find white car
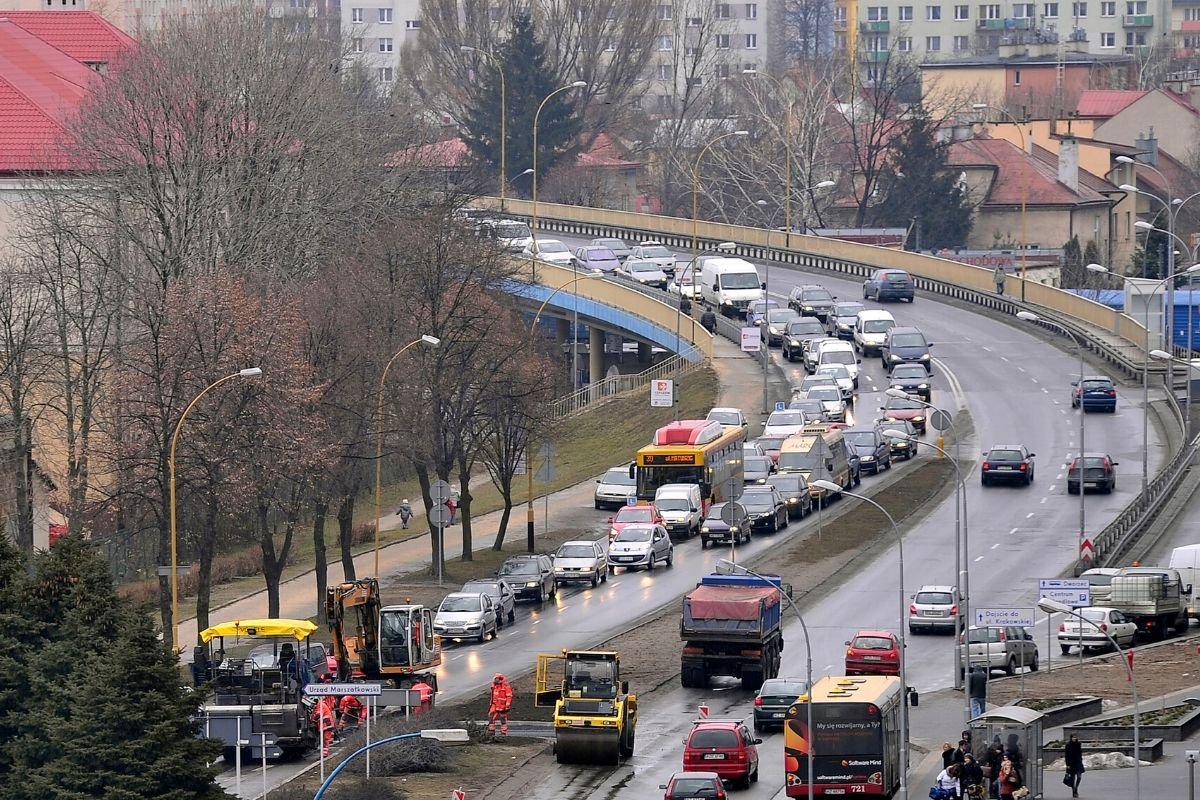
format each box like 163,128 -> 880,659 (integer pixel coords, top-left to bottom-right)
803,337 -> 840,372
433,592 -> 498,643
804,386 -> 846,422
815,340 -> 860,385
522,238 -> 579,266
607,523 -> 674,572
762,409 -> 809,438
554,540 -> 609,587
629,241 -> 677,275
1057,606 -> 1138,653
669,262 -> 699,298
816,364 -> 855,400
594,465 -> 637,510
616,258 -> 669,289
476,218 -> 533,252
707,407 -> 748,428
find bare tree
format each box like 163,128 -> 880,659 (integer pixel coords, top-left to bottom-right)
782,0 -> 836,63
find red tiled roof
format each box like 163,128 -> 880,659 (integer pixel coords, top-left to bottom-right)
947,137 -> 1109,206
0,11 -> 135,65
1075,90 -> 1146,118
392,132 -> 640,170
576,132 -> 638,168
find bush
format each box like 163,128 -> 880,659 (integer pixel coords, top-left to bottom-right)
273,777 -> 407,800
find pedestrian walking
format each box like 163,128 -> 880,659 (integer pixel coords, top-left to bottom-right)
397,499 -> 413,529
993,266 -> 1006,295
446,492 -> 458,526
960,753 -> 985,800
679,295 -> 692,316
1064,734 -> 1084,796
487,673 -> 513,736
968,665 -> 988,719
700,305 -> 717,333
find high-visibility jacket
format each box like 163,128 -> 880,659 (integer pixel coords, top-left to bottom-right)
489,679 -> 513,713
338,695 -> 366,726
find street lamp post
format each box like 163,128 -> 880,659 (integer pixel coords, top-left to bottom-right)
974,103 -> 1028,299
676,242 -> 736,420
716,558 -> 814,800
530,81 -> 587,258
169,366 -> 263,651
812,479 -> 910,800
460,46 -> 507,211
1039,598 -> 1140,800
691,130 -> 750,271
374,335 -> 441,579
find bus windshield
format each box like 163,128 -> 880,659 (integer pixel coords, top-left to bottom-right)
637,465 -> 704,499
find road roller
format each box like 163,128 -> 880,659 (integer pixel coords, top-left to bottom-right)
535,649 -> 637,765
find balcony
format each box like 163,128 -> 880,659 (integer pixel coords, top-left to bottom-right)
860,19 -> 891,31
1124,44 -> 1151,54
976,17 -> 1032,28
834,18 -> 848,29
1123,13 -> 1154,25
863,50 -> 891,61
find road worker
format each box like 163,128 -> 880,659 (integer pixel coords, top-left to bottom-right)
487,673 -> 513,736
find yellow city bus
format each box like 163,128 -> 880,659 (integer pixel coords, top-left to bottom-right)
784,676 -> 904,798
633,420 -> 746,506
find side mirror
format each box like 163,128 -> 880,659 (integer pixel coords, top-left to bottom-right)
712,284 -> 720,292
628,463 -> 636,480
1071,381 -> 1079,386
753,738 -> 764,745
659,786 -> 667,791
857,358 -> 862,364
1112,461 -> 1120,466
691,507 -> 699,513
1029,453 -> 1036,458
844,640 -> 851,646
621,680 -> 630,693
928,342 -> 935,348
761,282 -> 767,290
607,517 -> 614,523
595,479 -> 601,484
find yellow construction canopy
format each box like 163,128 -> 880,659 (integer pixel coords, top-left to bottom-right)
199,618 -> 319,643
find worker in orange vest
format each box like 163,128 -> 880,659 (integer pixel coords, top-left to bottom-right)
309,694 -> 337,757
487,673 -> 513,735
411,680 -> 435,714
338,694 -> 367,731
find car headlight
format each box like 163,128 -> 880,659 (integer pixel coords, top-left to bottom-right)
888,354 -> 901,361
721,299 -> 732,305
769,326 -> 781,335
802,305 -> 814,311
526,581 -> 539,588
730,526 -> 739,533
918,383 -> 928,389
786,497 -> 798,503
919,353 -> 931,360
861,455 -> 875,462
913,416 -> 925,422
638,277 -> 647,283
837,323 -> 851,330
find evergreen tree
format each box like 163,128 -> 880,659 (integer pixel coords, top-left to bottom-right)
461,13 -> 583,196
872,107 -> 973,251
0,536 -> 34,781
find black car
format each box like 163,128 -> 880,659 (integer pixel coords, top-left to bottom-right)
881,419 -> 919,460
787,397 -> 829,421
744,455 -> 775,484
889,363 -> 933,402
980,444 -> 1036,486
1067,452 -> 1118,494
753,678 -> 809,733
766,473 -> 813,519
881,326 -> 933,372
699,502 -> 749,548
781,318 -> 826,362
844,428 -> 892,474
497,554 -> 557,602
788,284 -> 836,321
863,268 -> 916,302
740,486 -> 789,533
827,301 -> 865,339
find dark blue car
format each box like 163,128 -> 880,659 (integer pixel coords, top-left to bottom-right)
1072,375 -> 1117,412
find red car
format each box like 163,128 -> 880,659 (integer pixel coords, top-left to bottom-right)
661,771 -> 727,800
682,719 -> 761,788
607,503 -> 662,540
845,629 -> 902,676
879,396 -> 927,434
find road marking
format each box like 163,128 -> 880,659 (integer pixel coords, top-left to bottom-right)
1000,356 -> 1009,362
1040,497 -> 1048,504
1017,366 -> 1025,373
1042,387 -> 1049,393
974,556 -> 985,562
1009,527 -> 1019,534
1026,512 -> 1034,518
1056,473 -> 1063,479
1031,377 -> 1038,384
991,543 -> 1000,550
1049,485 -> 1057,491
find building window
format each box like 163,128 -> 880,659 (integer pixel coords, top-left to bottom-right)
745,3 -> 758,18
1013,3 -> 1034,17
1187,7 -> 1200,19
899,5 -> 914,20
1072,1 -> 1087,15
378,66 -> 394,82
604,38 -> 616,51
954,34 -> 969,49
686,76 -> 704,87
657,4 -> 672,19
716,63 -> 731,78
927,5 -> 942,19
955,4 -> 970,18
686,16 -> 702,26
657,64 -> 671,79
868,6 -> 889,19
352,37 -> 363,52
745,33 -> 758,47
926,34 -> 941,49
685,46 -> 699,58
898,35 -> 913,50
744,61 -> 758,71
405,19 -> 420,28
868,33 -> 889,50
980,3 -> 1001,17
835,32 -> 848,49
379,37 -> 393,52
834,5 -> 848,21
1100,1 -> 1115,15
351,6 -> 363,22
1125,0 -> 1145,12
378,7 -> 391,22
717,3 -> 731,17
1100,30 -> 1115,45
717,34 -> 731,48
657,35 -> 673,50
1013,68 -> 1021,84
1126,30 -> 1146,44
1044,2 -> 1058,15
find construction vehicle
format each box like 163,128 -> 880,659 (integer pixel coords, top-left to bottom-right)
535,649 -> 637,765
194,618 -> 321,762
326,578 -> 441,692
681,573 -> 786,690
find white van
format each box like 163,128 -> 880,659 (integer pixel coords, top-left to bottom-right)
699,257 -> 763,317
1169,544 -> 1200,620
653,484 -> 704,539
854,309 -> 896,356
815,339 -> 860,385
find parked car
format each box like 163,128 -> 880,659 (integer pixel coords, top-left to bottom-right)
573,245 -> 621,273
740,485 -> 789,534
594,465 -> 637,509
660,772 -> 727,800
1071,375 -> 1118,412
1067,452 -> 1118,494
498,554 -> 557,603
980,444 -> 1036,486
744,455 -> 775,484
590,236 -> 631,262
707,407 -> 748,428
827,301 -> 866,339
879,396 -> 928,434
1057,606 -> 1138,653
753,678 -> 809,733
908,584 -> 962,634
844,428 -> 891,474
460,579 -> 517,627
889,363 -> 933,402
682,720 -> 761,788
433,592 -> 498,643
788,284 -> 836,320
608,503 -> 664,540
960,625 -> 1039,676
844,629 -> 901,676
766,472 -> 813,519
699,502 -> 749,548
863,268 -> 916,302
553,540 -> 609,587
615,257 -> 669,288
782,317 -> 828,362
607,523 -> 674,572
629,241 -> 677,276
761,308 -> 802,346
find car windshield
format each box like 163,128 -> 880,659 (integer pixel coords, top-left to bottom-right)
656,498 -> 691,512
613,526 -> 654,542
887,398 -> 923,410
496,222 -> 530,238
670,778 -> 721,795
690,728 -> 740,748
640,245 -> 671,258
537,240 -> 569,254
821,350 -> 855,365
864,319 -> 893,333
557,545 -> 596,559
916,591 -> 954,604
779,450 -> 820,471
818,366 -> 850,379
756,436 -> 786,451
988,449 -> 1024,460
803,289 -> 833,302
462,581 -> 501,595
835,303 -> 864,317
705,504 -> 728,521
890,333 -> 926,347
767,411 -> 806,427
892,366 -> 926,379
745,456 -> 772,473
721,272 -> 761,290
741,493 -> 774,511
500,560 -> 538,576
602,468 -> 636,486
597,239 -> 625,250
616,506 -> 655,522
707,410 -> 742,425
586,247 -> 616,260
1085,573 -> 1115,586
768,476 -> 804,492
767,309 -> 799,323
440,595 -> 482,612
631,261 -> 662,273
845,431 -> 877,447
852,636 -> 894,650
808,387 -> 840,401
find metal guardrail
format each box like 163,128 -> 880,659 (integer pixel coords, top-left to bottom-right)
550,348 -> 704,419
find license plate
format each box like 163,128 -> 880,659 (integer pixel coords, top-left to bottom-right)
826,790 -> 846,795
863,655 -> 882,661
1085,482 -> 1097,488
703,753 -> 725,760
928,611 -> 946,616
773,712 -> 785,718
998,466 -> 1013,470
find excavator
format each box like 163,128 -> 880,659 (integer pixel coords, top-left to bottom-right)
325,578 -> 441,693
535,649 -> 637,765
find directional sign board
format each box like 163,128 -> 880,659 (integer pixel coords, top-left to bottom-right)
740,327 -> 761,352
974,607 -> 1036,628
306,682 -> 383,696
775,401 -> 786,412
1039,578 -> 1091,608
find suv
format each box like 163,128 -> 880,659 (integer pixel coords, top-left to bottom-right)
960,625 -> 1039,676
881,326 -> 933,371
788,284 -> 836,320
844,428 -> 891,474
553,540 -> 609,587
682,720 -> 761,788
498,554 -> 557,603
782,318 -> 827,362
908,584 -> 963,634
980,445 -> 1036,486
1067,452 -> 1118,494
863,268 -> 916,302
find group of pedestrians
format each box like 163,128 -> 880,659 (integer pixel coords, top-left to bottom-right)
933,728 -> 1062,800
307,692 -> 368,759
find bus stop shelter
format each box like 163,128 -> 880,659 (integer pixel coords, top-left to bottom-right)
970,706 -> 1045,798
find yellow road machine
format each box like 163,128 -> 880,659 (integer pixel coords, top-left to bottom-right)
535,649 -> 637,765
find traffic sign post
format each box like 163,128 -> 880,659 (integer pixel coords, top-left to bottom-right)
974,607 -> 1036,628
1079,537 -> 1095,564
775,400 -> 786,412
651,379 -> 674,408
306,682 -> 383,696
1038,579 -> 1090,608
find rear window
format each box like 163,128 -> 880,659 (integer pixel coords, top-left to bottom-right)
1079,608 -> 1108,622
689,728 -> 740,748
987,450 -> 1024,461
761,680 -> 808,696
967,628 -> 999,643
745,456 -> 772,472
916,592 -> 954,604
852,636 -> 894,650
1082,379 -> 1113,390
885,271 -> 912,283
670,778 -> 720,795
768,476 -> 804,492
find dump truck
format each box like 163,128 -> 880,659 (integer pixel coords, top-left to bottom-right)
326,578 -> 441,692
535,650 -> 637,765
1109,566 -> 1191,639
681,573 -> 786,690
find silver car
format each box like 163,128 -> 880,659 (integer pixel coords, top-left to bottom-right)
908,584 -> 963,633
959,625 -> 1039,676
590,237 -> 631,262
629,241 -> 676,275
554,540 -> 609,587
607,523 -> 674,572
433,592 -> 498,643
805,386 -> 846,422
461,579 -> 517,628
594,465 -> 637,510
617,258 -> 669,289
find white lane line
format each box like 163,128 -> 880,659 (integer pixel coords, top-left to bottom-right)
1026,512 -> 1034,518
1056,473 -> 1063,479
1009,527 -> 1019,534
1040,497 -> 1048,504
974,556 -> 985,562
1031,378 -> 1039,384
1017,366 -> 1026,373
1000,356 -> 1010,362
991,543 -> 1000,550
1049,485 -> 1057,492
1042,387 -> 1049,393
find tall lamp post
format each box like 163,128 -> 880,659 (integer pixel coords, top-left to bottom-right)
530,81 -> 588,257
716,558 -> 814,800
1039,598 -> 1140,800
691,130 -> 750,269
374,335 -> 441,578
169,366 -> 263,651
974,103 -> 1028,299
676,242 -> 736,419
812,480 -> 910,800
460,46 -> 507,211
526,271 -> 603,550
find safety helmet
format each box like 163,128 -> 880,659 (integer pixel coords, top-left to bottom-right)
403,499 -> 410,504
493,673 -> 504,683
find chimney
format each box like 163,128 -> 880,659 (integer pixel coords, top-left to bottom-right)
1058,135 -> 1079,193
1134,128 -> 1159,167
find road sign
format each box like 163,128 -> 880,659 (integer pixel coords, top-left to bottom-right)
306,682 -> 382,696
1039,578 -> 1091,608
740,327 -> 761,352
535,458 -> 556,483
929,409 -> 954,432
1080,538 -> 1095,563
379,688 -> 426,708
157,565 -> 192,577
974,607 -> 1036,628
720,502 -> 747,528
775,401 -> 786,412
430,479 -> 453,504
513,453 -> 528,476
540,442 -> 554,459
452,789 -> 466,800
651,379 -> 674,408
698,704 -> 709,719
626,495 -> 637,506
428,504 -> 451,528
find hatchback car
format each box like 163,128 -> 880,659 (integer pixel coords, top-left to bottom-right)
908,584 -> 962,634
766,472 -> 812,519
1072,375 -> 1117,412
827,301 -> 866,339
573,245 -> 621,273
787,397 -> 828,421
699,502 -> 749,547
762,409 -> 810,438
608,523 -> 674,572
590,236 -> 631,262
744,455 -> 775,484
782,317 -> 828,362
521,238 -> 578,266
660,771 -> 727,800
762,308 -> 802,346
797,374 -> 838,395
607,503 -> 664,539
740,486 -> 788,534
960,625 -> 1039,675
707,407 -> 748,428
844,630 -> 901,675
816,364 -> 855,400
753,678 -> 809,733
460,579 -> 516,627
1067,453 -> 1118,494
805,386 -> 846,422
746,298 -> 782,327
844,428 -> 891,474
594,465 -> 637,509
553,540 -> 609,587
498,554 -> 557,602
880,419 -> 918,460
682,720 -> 761,788
880,396 -> 927,433
863,268 -> 916,302
753,435 -> 787,464
1057,606 -> 1137,653
980,445 -> 1036,486
629,241 -> 677,276
881,326 -> 933,371
433,592 -> 498,643
788,285 -> 836,320
616,258 -> 669,288
889,363 -> 933,402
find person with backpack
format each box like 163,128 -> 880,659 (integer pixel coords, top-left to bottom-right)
397,499 -> 413,530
